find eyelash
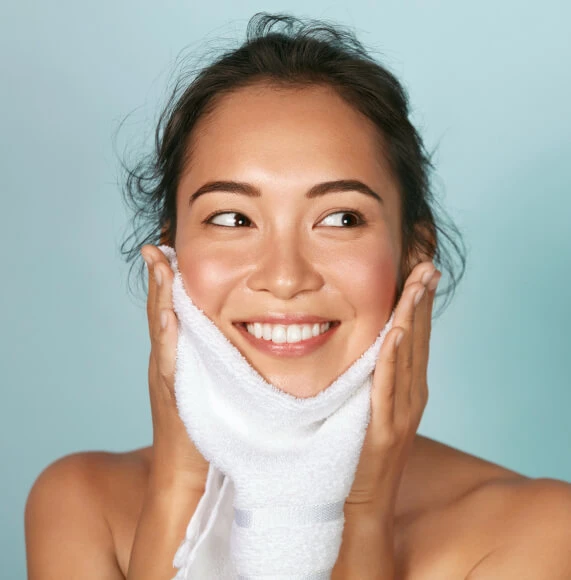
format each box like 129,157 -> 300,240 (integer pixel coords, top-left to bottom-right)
202,210 -> 367,228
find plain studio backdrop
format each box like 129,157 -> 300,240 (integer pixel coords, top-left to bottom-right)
1,1 -> 570,577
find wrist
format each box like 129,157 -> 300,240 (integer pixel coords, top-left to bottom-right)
332,506 -> 395,580
148,460 -> 208,497
149,445 -> 209,494
343,497 -> 395,520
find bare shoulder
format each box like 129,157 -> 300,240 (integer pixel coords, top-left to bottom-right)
463,476 -> 571,578
396,434 -> 527,520
25,447 -> 152,579
395,435 -> 571,579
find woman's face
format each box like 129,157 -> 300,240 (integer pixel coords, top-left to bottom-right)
174,83 -> 403,397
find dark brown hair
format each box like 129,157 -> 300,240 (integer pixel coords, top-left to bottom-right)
118,12 -> 466,317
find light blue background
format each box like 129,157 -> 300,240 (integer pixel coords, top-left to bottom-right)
2,1 -> 570,577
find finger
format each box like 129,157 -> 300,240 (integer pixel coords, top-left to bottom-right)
391,261 -> 434,419
141,245 -> 157,338
146,246 -> 173,344
371,327 -> 405,441
393,282 -> 424,422
408,283 -> 427,409
152,255 -> 177,386
155,309 -> 178,392
426,270 -> 441,319
411,269 -> 441,409
392,261 -> 435,332
153,256 -> 174,320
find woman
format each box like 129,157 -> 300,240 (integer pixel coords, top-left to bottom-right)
25,12 -> 571,579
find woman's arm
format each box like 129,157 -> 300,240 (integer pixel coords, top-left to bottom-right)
25,453 -> 124,580
124,247 -> 210,579
331,262 -> 440,579
331,504 -> 395,580
126,476 -> 204,580
26,247 -> 210,579
25,453 -> 205,580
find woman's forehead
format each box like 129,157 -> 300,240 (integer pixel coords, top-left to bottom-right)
194,83 -> 375,143
183,83 -> 395,189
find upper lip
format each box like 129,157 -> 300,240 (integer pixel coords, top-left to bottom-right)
235,314 -> 339,325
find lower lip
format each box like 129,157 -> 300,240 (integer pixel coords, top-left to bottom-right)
233,322 -> 340,357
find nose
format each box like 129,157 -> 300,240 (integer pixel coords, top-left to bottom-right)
246,231 -> 324,300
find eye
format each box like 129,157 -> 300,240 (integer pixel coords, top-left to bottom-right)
318,211 -> 365,228
204,210 -> 366,228
205,212 -> 252,227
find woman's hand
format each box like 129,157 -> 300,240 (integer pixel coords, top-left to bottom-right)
345,261 -> 441,516
125,246 -> 210,579
140,244 -> 210,493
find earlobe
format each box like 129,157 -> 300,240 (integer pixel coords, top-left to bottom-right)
159,221 -> 171,246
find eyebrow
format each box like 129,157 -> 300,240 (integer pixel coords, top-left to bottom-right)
187,179 -> 384,206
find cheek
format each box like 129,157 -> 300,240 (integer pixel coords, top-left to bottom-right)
344,249 -> 397,321
175,242 -> 246,316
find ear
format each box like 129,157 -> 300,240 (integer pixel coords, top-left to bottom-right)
159,220 -> 171,246
409,221 -> 437,267
398,221 -> 437,289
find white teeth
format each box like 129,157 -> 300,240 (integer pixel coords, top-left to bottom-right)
244,321 -> 333,344
286,325 -> 302,343
271,325 -> 287,343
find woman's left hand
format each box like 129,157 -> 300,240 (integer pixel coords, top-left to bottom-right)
345,261 -> 442,516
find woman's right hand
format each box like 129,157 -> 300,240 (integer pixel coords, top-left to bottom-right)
140,244 -> 210,493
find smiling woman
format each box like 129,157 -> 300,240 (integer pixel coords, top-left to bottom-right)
24,11 -> 571,580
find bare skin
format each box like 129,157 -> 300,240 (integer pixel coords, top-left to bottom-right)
37,436 -> 562,579
25,83 -> 571,578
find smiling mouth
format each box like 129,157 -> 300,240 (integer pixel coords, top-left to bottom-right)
234,320 -> 341,345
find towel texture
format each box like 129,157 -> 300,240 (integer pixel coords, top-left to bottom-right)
158,245 -> 395,579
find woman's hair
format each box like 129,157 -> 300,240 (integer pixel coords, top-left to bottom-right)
118,12 -> 466,317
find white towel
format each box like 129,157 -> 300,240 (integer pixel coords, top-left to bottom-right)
158,245 -> 396,579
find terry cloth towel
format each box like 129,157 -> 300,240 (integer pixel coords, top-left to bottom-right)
158,245 -> 396,579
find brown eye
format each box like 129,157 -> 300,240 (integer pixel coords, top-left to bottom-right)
318,211 -> 365,227
206,212 -> 252,227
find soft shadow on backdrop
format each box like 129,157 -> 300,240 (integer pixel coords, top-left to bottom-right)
2,2 -> 570,578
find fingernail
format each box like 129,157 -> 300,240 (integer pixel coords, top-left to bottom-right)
142,251 -> 152,269
421,267 -> 435,286
428,272 -> 441,292
414,287 -> 426,306
154,266 -> 162,286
